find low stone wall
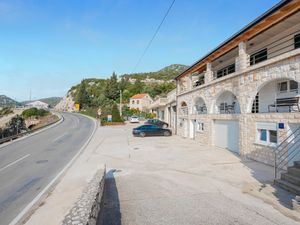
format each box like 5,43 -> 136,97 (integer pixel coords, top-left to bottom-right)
62,168 -> 106,225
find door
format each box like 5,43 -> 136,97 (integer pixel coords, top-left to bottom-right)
214,120 -> 239,153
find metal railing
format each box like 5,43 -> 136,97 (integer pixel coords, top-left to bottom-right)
247,29 -> 300,66
0,117 -> 61,145
193,105 -> 207,114
274,125 -> 300,179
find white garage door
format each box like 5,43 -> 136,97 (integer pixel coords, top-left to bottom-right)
214,120 -> 239,154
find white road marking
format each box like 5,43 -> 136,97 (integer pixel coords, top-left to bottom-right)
52,133 -> 68,143
0,154 -> 30,173
8,114 -> 98,225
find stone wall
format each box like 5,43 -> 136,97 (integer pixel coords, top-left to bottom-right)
176,51 -> 300,166
62,168 -> 106,225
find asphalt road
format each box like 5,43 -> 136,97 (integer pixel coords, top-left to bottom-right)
0,112 -> 95,225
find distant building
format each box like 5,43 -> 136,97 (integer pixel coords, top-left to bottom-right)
129,93 -> 153,112
26,100 -> 49,109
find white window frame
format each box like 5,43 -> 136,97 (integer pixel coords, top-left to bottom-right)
256,122 -> 278,147
277,80 -> 299,94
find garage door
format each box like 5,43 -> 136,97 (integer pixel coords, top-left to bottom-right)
214,120 -> 239,154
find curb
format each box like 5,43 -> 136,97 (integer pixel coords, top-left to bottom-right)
0,112 -> 64,150
8,113 -> 98,225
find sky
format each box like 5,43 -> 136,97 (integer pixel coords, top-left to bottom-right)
0,0 -> 281,101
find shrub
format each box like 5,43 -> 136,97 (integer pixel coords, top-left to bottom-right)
22,107 -> 49,119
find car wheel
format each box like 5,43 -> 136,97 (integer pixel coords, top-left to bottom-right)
164,131 -> 171,136
140,132 -> 146,137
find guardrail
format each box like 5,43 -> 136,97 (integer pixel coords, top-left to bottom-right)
0,116 -> 61,145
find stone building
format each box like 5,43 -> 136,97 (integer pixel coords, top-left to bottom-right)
175,0 -> 300,169
129,93 -> 153,112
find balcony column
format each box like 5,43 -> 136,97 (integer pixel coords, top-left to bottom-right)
188,74 -> 193,90
205,63 -> 213,83
236,41 -> 249,71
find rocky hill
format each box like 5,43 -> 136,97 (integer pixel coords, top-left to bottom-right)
23,97 -> 62,108
0,95 -> 21,107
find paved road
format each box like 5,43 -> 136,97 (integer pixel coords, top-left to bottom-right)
0,113 -> 95,225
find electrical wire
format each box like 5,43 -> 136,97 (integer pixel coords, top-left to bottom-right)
132,0 -> 176,73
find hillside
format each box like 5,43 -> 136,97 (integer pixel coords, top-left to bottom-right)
22,97 -> 62,107
0,95 -> 21,107
121,64 -> 188,81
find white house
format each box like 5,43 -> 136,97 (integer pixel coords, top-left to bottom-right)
129,93 -> 153,112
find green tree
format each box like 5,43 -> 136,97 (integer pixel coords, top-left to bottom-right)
104,72 -> 119,100
76,80 -> 90,109
111,104 -> 123,122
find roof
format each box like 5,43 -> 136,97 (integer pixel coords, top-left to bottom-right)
175,0 -> 298,80
130,93 -> 149,99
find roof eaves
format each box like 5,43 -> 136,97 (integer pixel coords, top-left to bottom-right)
175,0 -> 292,80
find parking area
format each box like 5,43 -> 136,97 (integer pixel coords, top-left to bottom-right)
95,123 -> 300,225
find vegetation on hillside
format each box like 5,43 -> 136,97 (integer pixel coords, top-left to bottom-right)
22,108 -> 50,119
121,64 -> 188,81
0,107 -> 13,117
70,64 -> 187,121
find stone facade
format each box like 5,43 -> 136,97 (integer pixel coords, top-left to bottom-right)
177,50 -> 300,166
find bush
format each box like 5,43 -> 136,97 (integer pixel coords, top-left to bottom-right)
22,107 -> 49,119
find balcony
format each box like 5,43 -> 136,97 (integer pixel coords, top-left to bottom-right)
247,11 -> 300,67
179,101 -> 188,116
251,79 -> 300,113
215,91 -> 240,114
191,72 -> 205,88
193,97 -> 207,114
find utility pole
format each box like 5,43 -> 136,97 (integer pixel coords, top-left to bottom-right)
120,90 -> 122,116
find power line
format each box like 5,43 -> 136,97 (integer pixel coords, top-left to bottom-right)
132,0 -> 176,73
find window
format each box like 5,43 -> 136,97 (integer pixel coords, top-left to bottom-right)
216,64 -> 235,78
277,80 -> 298,93
269,130 -> 277,144
137,100 -> 139,104
278,81 -> 288,93
290,80 -> 298,92
132,100 -> 135,104
258,129 -> 267,141
250,48 -> 267,65
256,122 -> 277,146
196,121 -> 204,132
295,34 -> 300,49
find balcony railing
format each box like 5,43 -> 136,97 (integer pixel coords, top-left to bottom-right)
247,29 -> 300,66
193,105 -> 207,114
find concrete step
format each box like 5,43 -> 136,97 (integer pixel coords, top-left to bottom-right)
294,161 -> 300,169
275,179 -> 300,195
281,173 -> 300,186
287,167 -> 300,178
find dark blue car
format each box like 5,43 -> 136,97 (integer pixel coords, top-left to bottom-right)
132,125 -> 172,137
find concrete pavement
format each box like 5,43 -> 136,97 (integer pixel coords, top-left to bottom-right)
0,112 -> 95,225
24,123 -> 300,225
